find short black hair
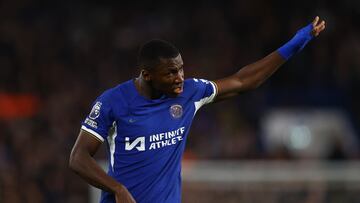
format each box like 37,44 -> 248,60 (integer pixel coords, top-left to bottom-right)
137,39 -> 179,70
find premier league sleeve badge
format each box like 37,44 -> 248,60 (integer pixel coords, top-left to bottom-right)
89,101 -> 102,119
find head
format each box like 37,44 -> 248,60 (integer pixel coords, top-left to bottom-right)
137,39 -> 184,97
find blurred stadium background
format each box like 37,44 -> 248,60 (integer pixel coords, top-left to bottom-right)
1,0 -> 360,202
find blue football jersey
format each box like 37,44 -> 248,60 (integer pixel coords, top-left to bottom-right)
81,78 -> 217,203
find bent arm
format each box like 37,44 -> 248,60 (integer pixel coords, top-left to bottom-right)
69,130 -> 123,193
214,16 -> 325,102
69,130 -> 137,203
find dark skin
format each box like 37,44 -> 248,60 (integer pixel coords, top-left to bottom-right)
69,17 -> 325,203
136,54 -> 185,99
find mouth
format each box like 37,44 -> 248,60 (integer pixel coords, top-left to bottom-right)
173,84 -> 183,94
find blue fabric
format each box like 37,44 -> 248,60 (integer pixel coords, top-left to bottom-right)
277,23 -> 314,60
82,78 -> 217,203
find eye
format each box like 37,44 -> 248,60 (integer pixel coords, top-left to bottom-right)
166,69 -> 177,75
164,67 -> 183,77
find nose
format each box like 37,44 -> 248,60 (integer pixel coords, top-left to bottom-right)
174,71 -> 184,83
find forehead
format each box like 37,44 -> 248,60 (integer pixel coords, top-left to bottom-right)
156,54 -> 183,70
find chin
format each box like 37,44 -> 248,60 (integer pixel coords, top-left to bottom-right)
165,87 -> 183,97
168,93 -> 179,98
167,91 -> 181,97
174,89 -> 183,95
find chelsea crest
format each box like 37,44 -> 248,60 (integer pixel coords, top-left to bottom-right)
169,104 -> 183,119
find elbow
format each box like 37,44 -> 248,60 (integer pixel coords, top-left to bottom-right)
248,74 -> 267,90
237,75 -> 264,92
243,70 -> 269,91
243,80 -> 263,91
246,84 -> 260,91
69,150 -> 81,173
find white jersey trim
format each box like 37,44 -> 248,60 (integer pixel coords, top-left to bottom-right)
194,81 -> 218,116
81,125 -> 105,142
210,81 -> 218,99
107,121 -> 117,172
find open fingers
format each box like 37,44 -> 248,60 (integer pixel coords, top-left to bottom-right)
316,21 -> 325,31
319,21 -> 325,30
312,16 -> 319,27
310,15 -> 326,37
312,19 -> 326,36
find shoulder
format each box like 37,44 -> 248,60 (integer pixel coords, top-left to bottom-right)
182,78 -> 198,96
97,79 -> 135,107
184,78 -> 215,92
184,78 -> 207,89
183,78 -> 217,102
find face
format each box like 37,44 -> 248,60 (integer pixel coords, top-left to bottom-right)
145,54 -> 184,97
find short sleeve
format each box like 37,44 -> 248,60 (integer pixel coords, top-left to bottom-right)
81,93 -> 114,142
192,78 -> 218,114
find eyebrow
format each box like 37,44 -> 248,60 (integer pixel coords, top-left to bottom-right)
169,66 -> 183,70
161,66 -> 180,74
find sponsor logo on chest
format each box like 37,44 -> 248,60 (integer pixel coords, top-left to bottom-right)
125,127 -> 185,151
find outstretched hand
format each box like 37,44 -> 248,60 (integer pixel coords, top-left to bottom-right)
311,16 -> 326,37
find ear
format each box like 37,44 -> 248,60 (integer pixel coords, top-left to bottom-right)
141,69 -> 151,82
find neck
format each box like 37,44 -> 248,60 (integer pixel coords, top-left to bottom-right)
134,77 -> 164,99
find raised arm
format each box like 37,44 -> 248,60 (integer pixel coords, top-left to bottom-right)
69,130 -> 136,203
214,16 -> 326,101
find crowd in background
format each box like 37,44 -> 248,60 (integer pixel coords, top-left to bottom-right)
1,0 -> 360,202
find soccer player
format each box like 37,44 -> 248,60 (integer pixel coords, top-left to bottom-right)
69,17 -> 325,203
